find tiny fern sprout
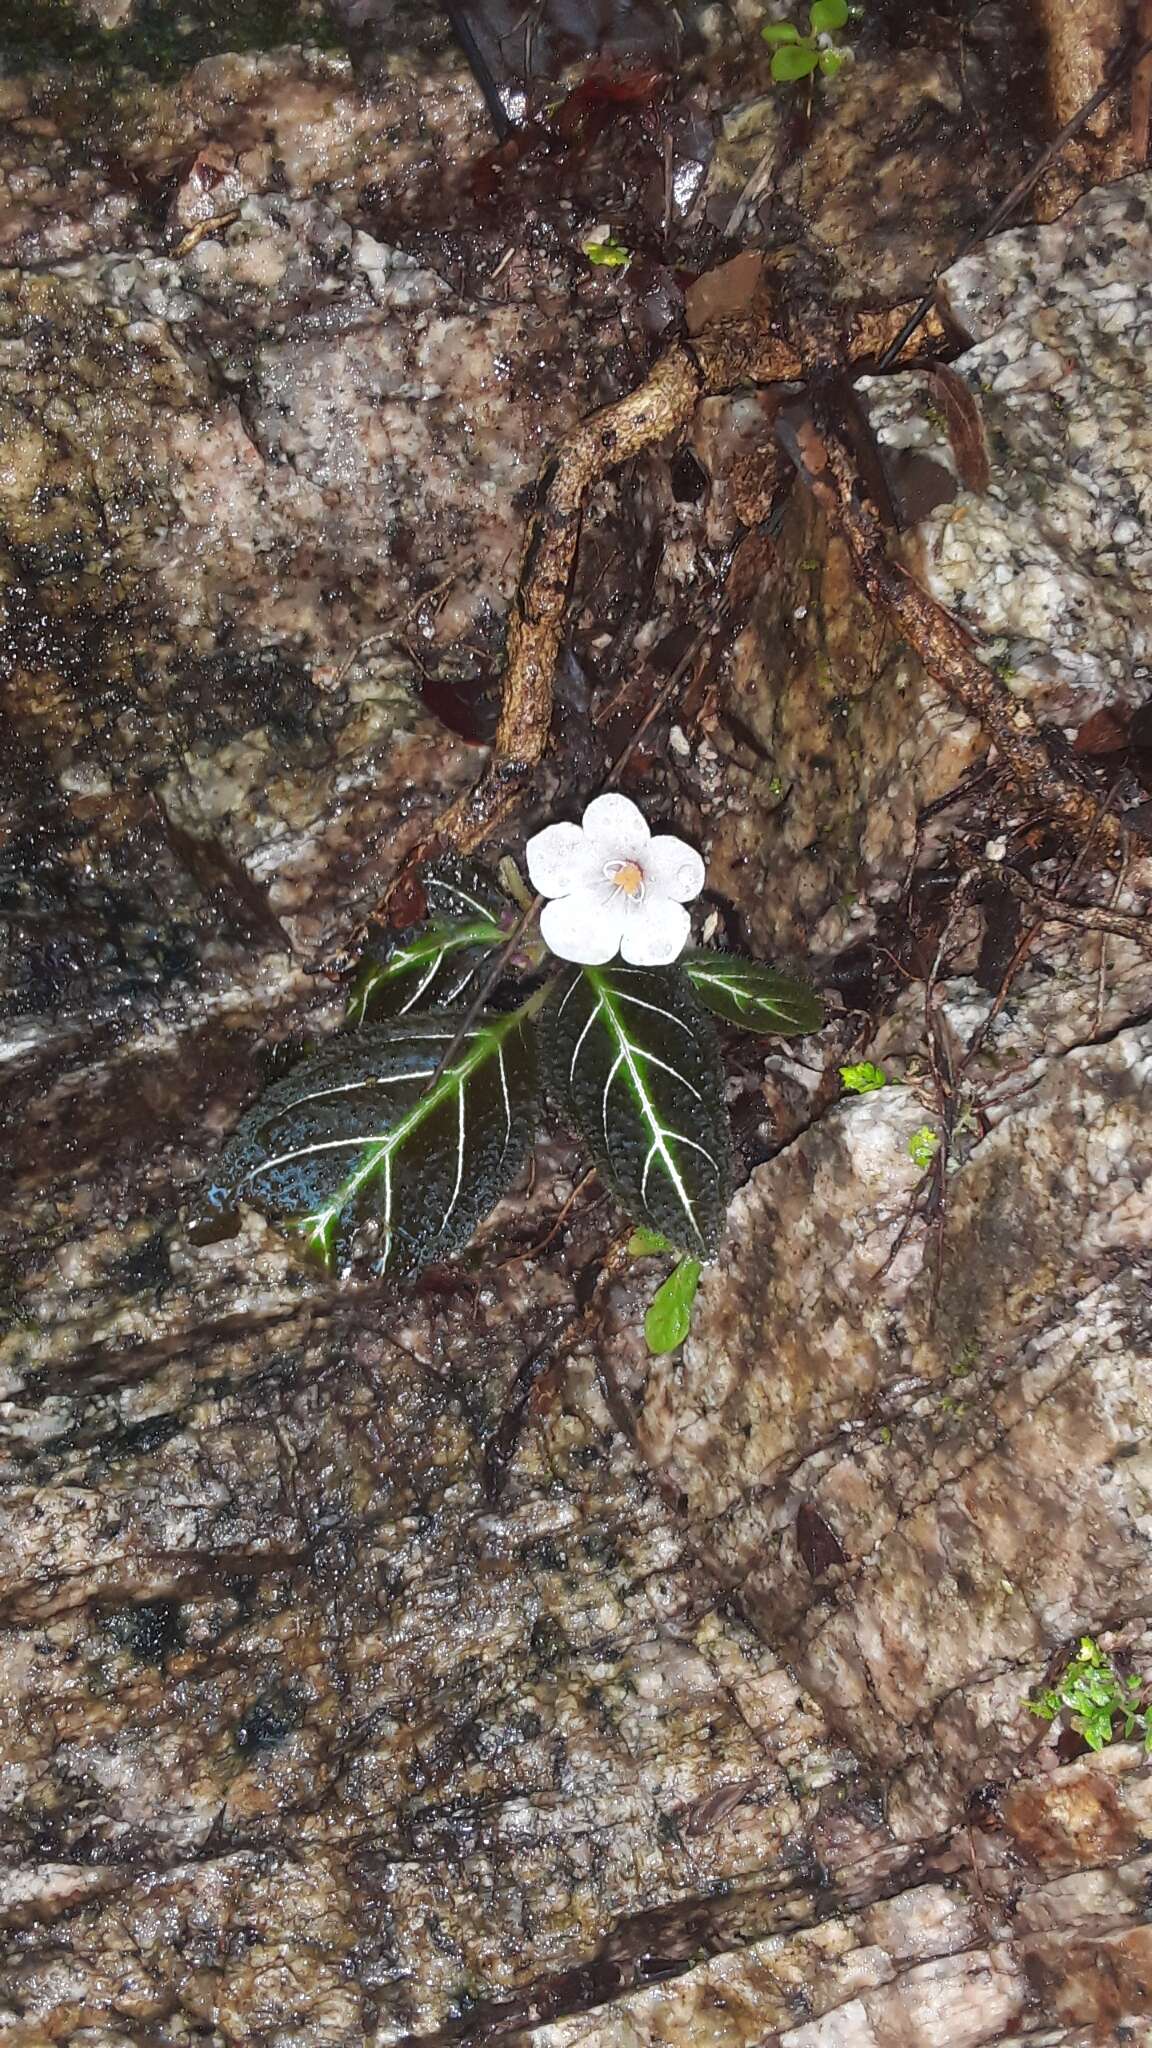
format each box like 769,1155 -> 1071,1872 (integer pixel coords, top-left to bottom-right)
1028,1637 -> 1152,1754
197,817 -> 824,1352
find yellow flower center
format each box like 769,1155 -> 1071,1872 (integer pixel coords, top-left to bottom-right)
609,859 -> 646,899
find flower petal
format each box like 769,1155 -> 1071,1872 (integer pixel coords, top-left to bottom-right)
644,834 -> 706,903
620,898 -> 691,966
540,888 -> 626,965
525,821 -> 600,900
580,792 -> 650,862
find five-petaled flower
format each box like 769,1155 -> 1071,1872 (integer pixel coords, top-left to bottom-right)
526,793 -> 705,966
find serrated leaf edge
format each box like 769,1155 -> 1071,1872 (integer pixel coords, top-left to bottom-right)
232,1010 -> 530,1271
559,970 -> 722,1252
347,919 -> 503,1026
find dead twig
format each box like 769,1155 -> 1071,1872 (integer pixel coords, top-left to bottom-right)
875,29 -> 1152,371
329,288 -> 948,969
969,862 -> 1152,949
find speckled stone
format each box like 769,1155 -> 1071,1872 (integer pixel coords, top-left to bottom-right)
3,16 -> 1152,2048
861,173 -> 1152,729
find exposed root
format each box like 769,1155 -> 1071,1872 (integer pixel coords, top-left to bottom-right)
333,288 -> 949,966
777,404 -> 1130,863
970,861 -> 1152,948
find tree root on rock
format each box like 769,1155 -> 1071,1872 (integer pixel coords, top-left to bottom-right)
328,281 -> 950,970
775,402 -> 1133,866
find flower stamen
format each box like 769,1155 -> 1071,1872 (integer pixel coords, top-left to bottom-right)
605,858 -> 646,901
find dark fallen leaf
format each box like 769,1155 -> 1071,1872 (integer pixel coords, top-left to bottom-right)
796,1501 -> 846,1577
890,451 -> 959,525
1055,1723 -> 1091,1765
922,364 -> 991,495
684,251 -> 764,336
975,877 -> 1023,992
1073,706 -> 1130,756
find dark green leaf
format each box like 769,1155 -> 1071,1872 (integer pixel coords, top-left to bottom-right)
544,965 -> 731,1255
347,919 -> 504,1026
645,1257 -> 702,1354
349,859 -> 509,1026
772,40 -> 819,77
682,952 -> 823,1035
206,1008 -> 539,1279
421,857 -> 510,926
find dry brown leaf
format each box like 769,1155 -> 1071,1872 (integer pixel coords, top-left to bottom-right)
923,363 -> 991,495
684,251 -> 765,337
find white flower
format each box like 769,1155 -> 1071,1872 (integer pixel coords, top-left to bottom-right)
526,793 -> 705,966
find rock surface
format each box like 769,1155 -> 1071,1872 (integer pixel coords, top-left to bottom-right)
2,7 -> 1151,2045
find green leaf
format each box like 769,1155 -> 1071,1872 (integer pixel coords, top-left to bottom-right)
544,965 -> 731,1255
771,40 -> 819,78
629,1227 -> 672,1257
682,951 -> 823,1036
206,1008 -> 539,1279
840,1061 -> 887,1094
348,920 -> 504,1026
645,1257 -> 703,1355
908,1126 -> 940,1170
583,236 -> 631,267
809,0 -> 848,29
761,18 -> 802,40
348,859 -> 508,1025
817,46 -> 848,72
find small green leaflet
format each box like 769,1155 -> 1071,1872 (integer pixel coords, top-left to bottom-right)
348,860 -> 507,1026
645,1257 -> 702,1355
682,952 -> 823,1036
545,965 -> 731,1255
206,1008 -> 538,1279
628,1227 -> 672,1257
770,39 -> 819,78
840,1060 -> 886,1094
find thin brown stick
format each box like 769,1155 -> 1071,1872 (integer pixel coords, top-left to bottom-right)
875,30 -> 1152,372
496,1168 -> 600,1267
970,862 -> 1152,948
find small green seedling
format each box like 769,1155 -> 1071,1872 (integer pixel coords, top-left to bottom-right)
645,1257 -> 703,1355
629,1228 -> 672,1257
840,1061 -> 887,1094
628,1230 -> 704,1355
583,234 -> 631,268
908,1126 -> 940,1170
1028,1637 -> 1151,1754
762,0 -> 856,84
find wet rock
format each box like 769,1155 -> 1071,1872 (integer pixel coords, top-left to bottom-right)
863,174 -> 1152,730
706,172 -> 1152,960
2,10 -> 1151,2047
